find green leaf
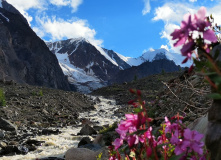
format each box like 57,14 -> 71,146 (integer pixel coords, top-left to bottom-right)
193,59 -> 206,71
133,108 -> 142,113
168,154 -> 184,160
210,75 -> 221,84
202,72 -> 217,76
207,93 -> 221,99
128,129 -> 147,136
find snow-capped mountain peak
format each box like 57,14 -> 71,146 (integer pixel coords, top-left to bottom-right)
122,48 -> 191,67
69,37 -> 89,44
142,48 -> 168,61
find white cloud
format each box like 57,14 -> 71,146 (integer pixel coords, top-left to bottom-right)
6,0 -> 46,24
49,0 -> 83,12
142,0 -> 151,15
6,0 -> 45,10
50,0 -> 70,6
33,27 -> 45,38
6,0 -> 83,25
153,3 -> 196,23
189,0 -> 197,2
35,16 -> 103,46
70,0 -> 83,12
160,45 -> 169,51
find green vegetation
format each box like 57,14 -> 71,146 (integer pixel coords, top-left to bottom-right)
0,88 -> 6,106
99,122 -> 118,134
39,89 -> 43,96
96,153 -> 102,160
32,89 -> 43,96
161,68 -> 165,75
133,75 -> 138,81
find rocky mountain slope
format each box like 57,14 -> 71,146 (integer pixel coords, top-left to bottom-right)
47,38 -> 186,93
0,0 -> 70,90
110,59 -> 182,84
46,38 -> 123,93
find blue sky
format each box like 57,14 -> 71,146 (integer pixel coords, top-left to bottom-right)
6,0 -> 221,57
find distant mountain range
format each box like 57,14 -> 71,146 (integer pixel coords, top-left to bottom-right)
46,38 -> 188,93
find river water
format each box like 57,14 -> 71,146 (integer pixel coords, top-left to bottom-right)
1,96 -> 122,160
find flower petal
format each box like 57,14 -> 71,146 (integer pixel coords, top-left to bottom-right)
203,29 -> 217,42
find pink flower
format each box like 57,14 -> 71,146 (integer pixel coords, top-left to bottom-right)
174,139 -> 187,155
109,156 -> 118,160
195,7 -> 210,31
180,41 -> 195,57
146,146 -> 152,157
164,117 -> 180,134
127,135 -> 139,147
113,138 -> 123,150
116,113 -> 139,139
183,129 -> 204,155
203,29 -> 217,42
171,6 -> 217,64
171,14 -> 195,47
144,126 -> 153,139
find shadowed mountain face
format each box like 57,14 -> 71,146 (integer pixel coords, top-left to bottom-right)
109,59 -> 182,84
0,1 -> 71,90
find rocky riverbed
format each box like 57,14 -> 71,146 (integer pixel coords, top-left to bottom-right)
0,91 -> 125,159
0,81 -> 94,158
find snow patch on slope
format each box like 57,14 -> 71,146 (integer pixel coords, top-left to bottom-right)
0,12 -> 9,22
55,52 -> 106,93
95,46 -> 119,66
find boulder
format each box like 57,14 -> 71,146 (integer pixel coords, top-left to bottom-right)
78,137 -> 92,147
65,147 -> 97,160
0,118 -> 17,133
41,129 -> 61,135
65,147 -> 108,160
79,124 -> 97,135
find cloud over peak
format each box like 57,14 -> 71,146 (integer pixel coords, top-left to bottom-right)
34,16 -> 103,46
49,0 -> 83,12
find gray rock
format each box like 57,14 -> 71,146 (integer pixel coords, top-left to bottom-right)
78,143 -> 102,151
0,118 -> 17,133
0,130 -> 5,139
78,137 -> 92,147
79,124 -> 97,135
0,141 -> 7,148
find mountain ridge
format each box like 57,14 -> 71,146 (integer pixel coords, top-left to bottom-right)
46,38 -> 184,93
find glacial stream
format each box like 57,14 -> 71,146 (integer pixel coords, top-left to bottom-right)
1,96 -> 122,160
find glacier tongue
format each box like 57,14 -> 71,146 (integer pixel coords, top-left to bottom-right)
56,52 -> 106,93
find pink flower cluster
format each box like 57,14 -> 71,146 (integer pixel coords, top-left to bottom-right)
171,7 -> 217,64
111,112 -> 207,159
164,117 -> 204,157
113,113 -> 150,150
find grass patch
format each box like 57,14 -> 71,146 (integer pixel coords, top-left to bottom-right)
0,88 -> 6,106
99,122 -> 118,134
